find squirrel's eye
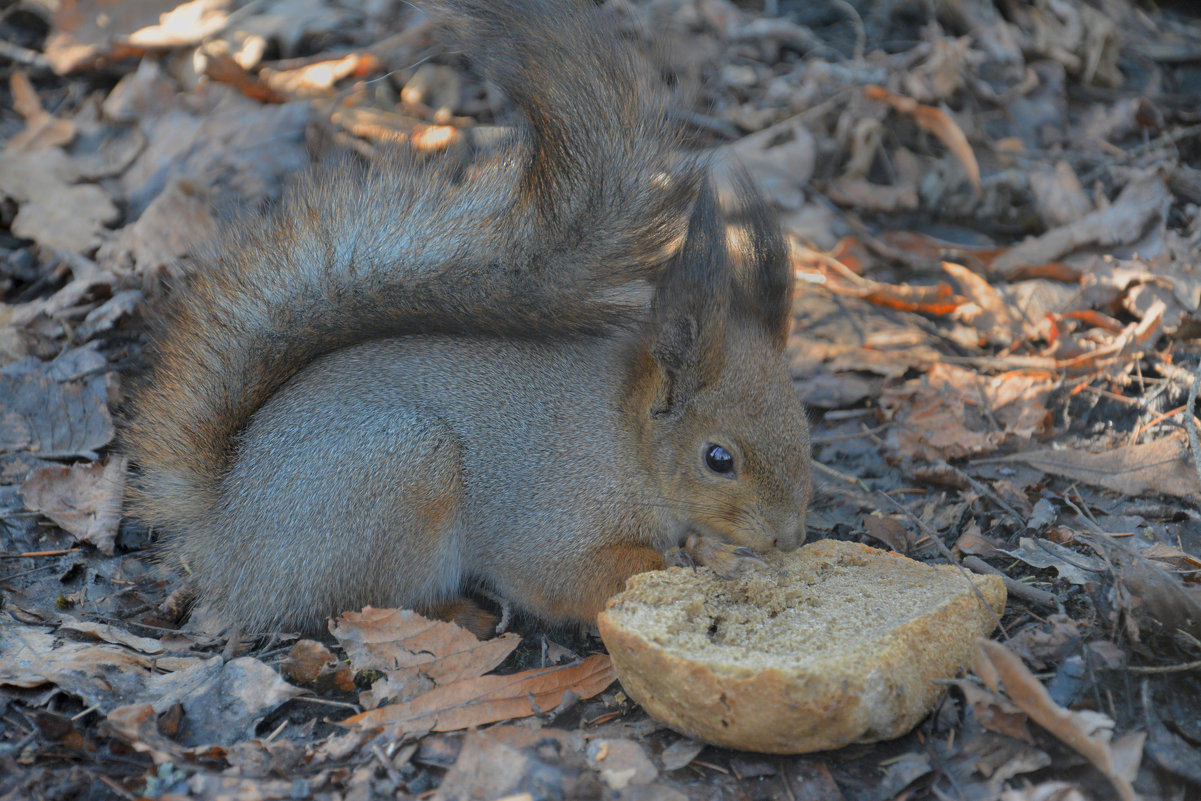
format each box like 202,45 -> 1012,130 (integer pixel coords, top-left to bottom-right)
705,443 -> 735,475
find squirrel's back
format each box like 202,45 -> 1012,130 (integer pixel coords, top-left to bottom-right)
125,0 -> 699,536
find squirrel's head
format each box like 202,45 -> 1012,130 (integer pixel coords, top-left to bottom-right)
630,179 -> 811,553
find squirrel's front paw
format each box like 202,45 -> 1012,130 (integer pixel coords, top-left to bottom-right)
676,534 -> 766,580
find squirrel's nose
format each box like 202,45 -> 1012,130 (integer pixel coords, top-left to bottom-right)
772,515 -> 806,552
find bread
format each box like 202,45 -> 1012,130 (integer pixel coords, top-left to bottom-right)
596,539 -> 1005,753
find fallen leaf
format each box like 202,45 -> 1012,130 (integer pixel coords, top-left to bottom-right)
1001,538 -> 1106,586
7,71 -> 76,151
59,620 -> 165,655
942,261 -> 1023,346
0,622 -> 207,713
21,457 -> 127,555
717,116 -> 815,211
118,656 -> 307,747
951,678 -> 1033,741
0,351 -> 114,458
864,85 -> 981,191
974,640 -> 1143,801
824,176 -> 919,213
998,433 -> 1201,505
880,364 -> 1055,460
659,737 -> 706,771
992,169 -> 1169,274
331,607 -> 520,707
43,0 -> 232,74
587,738 -> 658,790
261,53 -> 380,97
343,653 -> 616,732
432,729 -> 549,801
281,640 -> 355,694
0,147 -> 119,252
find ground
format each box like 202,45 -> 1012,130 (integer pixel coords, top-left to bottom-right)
1,0 -> 1201,799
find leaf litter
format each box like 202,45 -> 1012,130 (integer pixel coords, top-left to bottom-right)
3,0 -> 1201,799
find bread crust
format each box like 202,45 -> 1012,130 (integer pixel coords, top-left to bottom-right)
597,539 -> 1006,753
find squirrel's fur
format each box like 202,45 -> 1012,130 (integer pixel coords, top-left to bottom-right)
124,0 -> 812,634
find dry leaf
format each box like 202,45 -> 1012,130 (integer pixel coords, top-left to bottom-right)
121,656 -> 306,747
587,738 -> 659,790
942,261 -> 1023,346
999,433 -> 1201,505
974,640 -> 1143,801
0,354 -> 114,458
0,623 -> 207,714
261,53 -> 380,97
343,654 -> 616,732
7,72 -> 76,151
0,148 -> 119,252
21,457 -> 127,555
880,364 -> 1054,461
58,620 -> 165,655
717,116 -> 815,211
992,169 -> 1169,274
281,640 -> 355,694
824,176 -> 919,213
1001,538 -> 1106,586
331,607 -> 520,707
43,0 -> 232,74
863,85 -> 981,191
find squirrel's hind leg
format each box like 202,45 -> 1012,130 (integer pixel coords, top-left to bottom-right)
202,398 -> 471,634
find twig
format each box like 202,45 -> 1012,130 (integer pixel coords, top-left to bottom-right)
943,463 -> 1027,527
1080,123 -> 1201,184
813,460 -> 871,491
1125,659 -> 1201,674
962,555 -> 1057,609
0,39 -> 53,71
1187,364 -> 1201,494
0,548 -> 81,559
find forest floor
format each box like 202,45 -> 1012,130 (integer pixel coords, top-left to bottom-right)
2,0 -> 1201,799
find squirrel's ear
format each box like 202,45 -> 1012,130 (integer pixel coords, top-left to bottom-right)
731,173 -> 792,351
647,181 -> 731,417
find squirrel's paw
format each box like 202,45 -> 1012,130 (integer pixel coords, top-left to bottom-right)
675,534 -> 766,580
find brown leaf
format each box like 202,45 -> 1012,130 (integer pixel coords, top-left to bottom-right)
332,607 -> 520,689
0,353 -> 114,458
862,515 -> 913,554
0,623 -> 208,714
343,654 -> 616,732
21,457 -> 127,554
863,85 -> 980,191
999,433 -> 1201,505
281,640 -> 355,694
950,678 -> 1033,741
942,261 -> 1023,346
974,641 -> 1143,801
0,148 -> 119,252
261,53 -> 380,97
7,72 -> 76,151
880,364 -> 1055,461
202,51 -> 289,104
43,0 -> 231,75
992,169 -> 1169,275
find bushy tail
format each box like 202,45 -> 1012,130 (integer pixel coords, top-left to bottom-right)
125,0 -> 700,533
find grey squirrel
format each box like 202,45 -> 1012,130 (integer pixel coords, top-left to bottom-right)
124,0 -> 812,635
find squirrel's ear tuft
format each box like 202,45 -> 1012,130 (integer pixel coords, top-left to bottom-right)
730,173 -> 792,351
647,181 -> 731,417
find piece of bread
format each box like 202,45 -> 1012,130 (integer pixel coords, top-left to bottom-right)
597,538 -> 1005,753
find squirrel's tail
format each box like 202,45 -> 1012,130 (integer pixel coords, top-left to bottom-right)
125,0 -> 700,533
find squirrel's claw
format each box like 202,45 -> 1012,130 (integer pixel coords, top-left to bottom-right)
681,534 -> 766,580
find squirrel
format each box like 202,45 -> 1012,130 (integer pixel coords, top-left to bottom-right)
123,0 -> 813,636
